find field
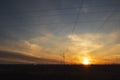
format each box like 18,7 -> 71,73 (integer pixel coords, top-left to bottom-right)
0,64 -> 120,80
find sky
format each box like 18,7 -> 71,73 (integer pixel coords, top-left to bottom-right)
0,0 -> 120,64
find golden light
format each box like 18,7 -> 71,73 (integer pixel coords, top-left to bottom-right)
83,57 -> 90,65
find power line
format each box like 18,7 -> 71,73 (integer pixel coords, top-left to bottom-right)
94,7 -> 118,34
71,0 -> 84,35
60,0 -> 84,65
59,0 -> 84,64
2,10 -> 120,21
3,18 -> 120,27
89,7 -> 119,50
20,3 -> 120,17
22,4 -> 120,12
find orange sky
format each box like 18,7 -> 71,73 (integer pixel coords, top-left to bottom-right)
0,0 -> 120,64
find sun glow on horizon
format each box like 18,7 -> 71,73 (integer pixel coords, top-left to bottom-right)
83,57 -> 90,65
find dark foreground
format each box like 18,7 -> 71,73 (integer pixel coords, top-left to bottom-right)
0,64 -> 120,80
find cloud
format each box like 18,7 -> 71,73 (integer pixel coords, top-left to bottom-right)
0,37 -> 45,57
68,33 -> 103,54
68,32 -> 120,51
0,31 -> 67,62
0,30 -> 120,64
67,32 -> 120,64
0,50 -> 60,64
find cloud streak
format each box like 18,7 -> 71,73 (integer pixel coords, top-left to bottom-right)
0,50 -> 60,64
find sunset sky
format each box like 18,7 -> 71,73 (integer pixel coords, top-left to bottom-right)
0,0 -> 120,64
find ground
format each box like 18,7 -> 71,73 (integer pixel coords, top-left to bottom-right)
0,64 -> 120,80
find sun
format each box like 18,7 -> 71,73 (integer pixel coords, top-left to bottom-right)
83,57 -> 90,65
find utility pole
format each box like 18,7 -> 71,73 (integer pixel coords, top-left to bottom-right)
63,51 -> 65,65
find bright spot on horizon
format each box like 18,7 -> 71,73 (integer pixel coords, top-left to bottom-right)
83,57 -> 90,65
